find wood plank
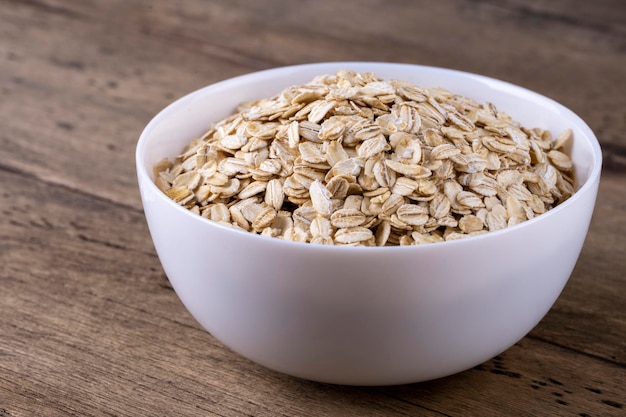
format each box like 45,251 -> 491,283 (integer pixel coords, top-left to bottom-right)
1,0 -> 624,209
0,168 -> 440,416
379,338 -> 625,416
0,0 -> 254,208
1,148 -> 624,416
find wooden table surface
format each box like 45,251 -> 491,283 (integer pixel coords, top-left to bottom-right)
1,0 -> 625,415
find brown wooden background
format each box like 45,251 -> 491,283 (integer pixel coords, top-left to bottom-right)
1,0 -> 624,416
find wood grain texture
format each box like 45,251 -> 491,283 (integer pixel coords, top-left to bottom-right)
1,169 -> 624,416
1,0 -> 625,415
1,0 -> 624,206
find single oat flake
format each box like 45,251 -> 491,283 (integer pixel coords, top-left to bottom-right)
154,70 -> 575,246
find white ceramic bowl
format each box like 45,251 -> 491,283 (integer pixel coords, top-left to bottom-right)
136,62 -> 602,386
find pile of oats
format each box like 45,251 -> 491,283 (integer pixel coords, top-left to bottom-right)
154,70 -> 575,246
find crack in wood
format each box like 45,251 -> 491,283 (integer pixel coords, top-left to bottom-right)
76,233 -> 128,251
527,334 -> 626,369
1,0 -> 85,20
0,162 -> 143,215
466,0 -> 623,35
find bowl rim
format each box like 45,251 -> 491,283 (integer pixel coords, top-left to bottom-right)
136,61 -> 603,251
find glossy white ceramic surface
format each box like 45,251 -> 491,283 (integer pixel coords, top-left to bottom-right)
136,63 -> 602,385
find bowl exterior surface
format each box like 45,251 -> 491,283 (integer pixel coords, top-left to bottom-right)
137,63 -> 602,385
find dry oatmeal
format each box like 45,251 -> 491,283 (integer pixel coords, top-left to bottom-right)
153,70 -> 575,246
